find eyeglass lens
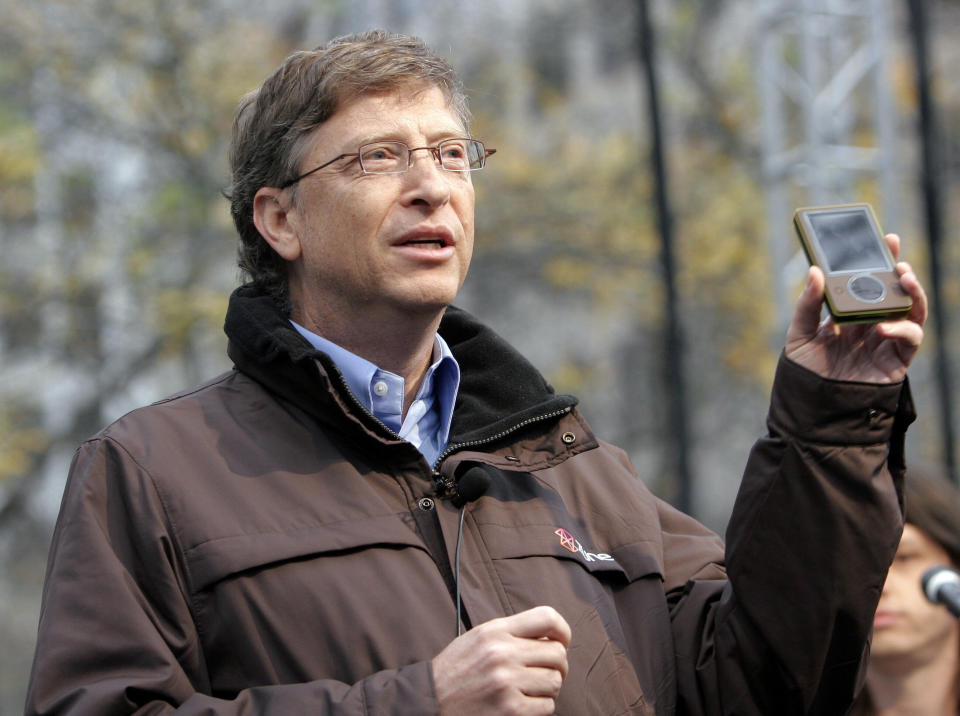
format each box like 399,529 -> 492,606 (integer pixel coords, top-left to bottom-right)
358,139 -> 486,174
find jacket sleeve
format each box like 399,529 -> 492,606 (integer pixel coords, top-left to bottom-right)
667,354 -> 912,716
25,437 -> 439,716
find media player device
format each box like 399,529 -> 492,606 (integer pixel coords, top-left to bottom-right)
793,203 -> 912,323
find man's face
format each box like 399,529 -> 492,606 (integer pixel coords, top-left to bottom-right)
871,523 -> 959,665
282,85 -> 475,329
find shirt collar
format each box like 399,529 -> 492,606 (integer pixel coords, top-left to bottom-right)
289,320 -> 460,450
429,333 -> 460,450
291,321 -> 380,407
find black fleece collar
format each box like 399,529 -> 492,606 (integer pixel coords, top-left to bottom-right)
223,284 -> 578,449
438,305 -> 578,445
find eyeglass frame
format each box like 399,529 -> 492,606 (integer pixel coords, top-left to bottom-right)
278,138 -> 496,189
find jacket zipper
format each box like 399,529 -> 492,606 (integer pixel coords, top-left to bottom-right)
320,360 -> 402,439
431,405 -> 573,471
317,359 -> 573,473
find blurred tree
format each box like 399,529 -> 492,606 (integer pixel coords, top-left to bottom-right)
0,0 -> 300,516
0,4 -> 303,705
460,0 -> 774,505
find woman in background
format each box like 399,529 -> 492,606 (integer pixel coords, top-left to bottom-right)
852,466 -> 960,715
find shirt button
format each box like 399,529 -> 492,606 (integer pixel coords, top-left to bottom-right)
373,380 -> 389,397
418,497 -> 436,511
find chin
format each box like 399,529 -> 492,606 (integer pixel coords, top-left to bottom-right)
869,636 -> 914,661
398,284 -> 463,313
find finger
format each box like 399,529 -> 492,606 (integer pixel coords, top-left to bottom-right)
884,233 -> 901,260
513,636 -> 569,679
786,266 -> 826,345
896,266 -> 928,327
876,318 -> 924,349
503,606 -> 572,647
518,666 -> 565,698
896,260 -> 913,276
513,695 -> 559,716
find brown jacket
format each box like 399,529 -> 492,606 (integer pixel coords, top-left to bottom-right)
26,286 -> 913,715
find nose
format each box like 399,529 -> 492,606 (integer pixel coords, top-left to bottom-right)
401,148 -> 453,208
408,146 -> 443,166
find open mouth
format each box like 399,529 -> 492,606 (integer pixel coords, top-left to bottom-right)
402,238 -> 448,249
394,227 -> 454,250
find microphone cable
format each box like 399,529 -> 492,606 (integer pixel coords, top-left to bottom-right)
450,465 -> 492,636
455,505 -> 467,636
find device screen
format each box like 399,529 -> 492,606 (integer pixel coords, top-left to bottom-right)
808,209 -> 891,273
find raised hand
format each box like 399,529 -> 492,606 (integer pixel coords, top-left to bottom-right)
785,234 -> 927,384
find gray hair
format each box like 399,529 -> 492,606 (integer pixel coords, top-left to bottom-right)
225,30 -> 470,312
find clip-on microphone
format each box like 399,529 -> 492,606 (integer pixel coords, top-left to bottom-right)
444,465 -> 492,635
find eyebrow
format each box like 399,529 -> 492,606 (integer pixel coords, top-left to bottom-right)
351,129 -> 469,147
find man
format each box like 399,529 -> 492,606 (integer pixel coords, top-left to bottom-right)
26,30 -> 927,715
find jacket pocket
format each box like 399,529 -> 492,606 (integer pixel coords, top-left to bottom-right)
186,514 -> 454,691
185,513 -> 425,591
476,521 -> 663,582
470,523 -> 662,715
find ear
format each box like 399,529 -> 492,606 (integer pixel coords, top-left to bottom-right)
253,187 -> 302,261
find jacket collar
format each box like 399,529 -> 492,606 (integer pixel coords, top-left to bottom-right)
223,283 -> 578,450
438,305 -> 578,446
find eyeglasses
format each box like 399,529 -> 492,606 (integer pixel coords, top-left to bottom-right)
280,138 -> 496,188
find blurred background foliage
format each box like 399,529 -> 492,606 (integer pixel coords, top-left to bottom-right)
2,0 -> 960,711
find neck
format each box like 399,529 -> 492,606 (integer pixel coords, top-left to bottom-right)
293,303 -> 443,415
866,641 -> 959,715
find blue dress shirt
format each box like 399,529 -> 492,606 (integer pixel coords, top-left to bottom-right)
291,321 -> 460,467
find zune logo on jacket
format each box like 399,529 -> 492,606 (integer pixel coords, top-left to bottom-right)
554,527 -> 616,563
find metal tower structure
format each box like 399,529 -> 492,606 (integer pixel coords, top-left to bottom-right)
756,0 -> 898,329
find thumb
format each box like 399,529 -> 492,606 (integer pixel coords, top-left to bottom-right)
787,266 -> 826,346
503,606 -> 572,647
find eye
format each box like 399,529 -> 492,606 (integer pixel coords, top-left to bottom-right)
359,142 -> 406,172
440,140 -> 471,169
441,142 -> 467,159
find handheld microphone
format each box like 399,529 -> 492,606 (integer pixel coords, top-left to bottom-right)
921,565 -> 960,618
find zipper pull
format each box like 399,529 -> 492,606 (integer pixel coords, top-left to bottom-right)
432,470 -> 455,499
